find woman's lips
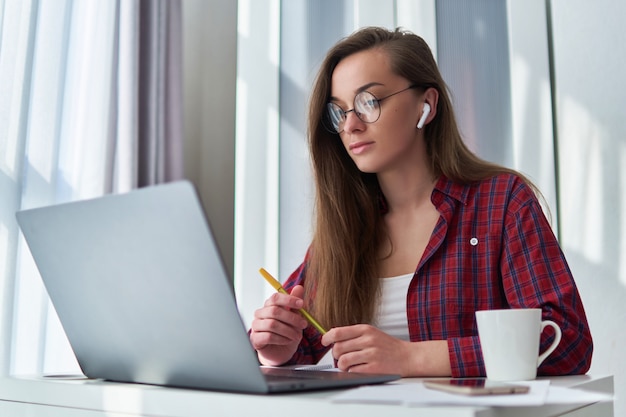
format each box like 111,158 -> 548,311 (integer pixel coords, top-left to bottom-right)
349,141 -> 374,155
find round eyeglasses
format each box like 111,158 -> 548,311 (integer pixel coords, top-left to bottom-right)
325,85 -> 417,133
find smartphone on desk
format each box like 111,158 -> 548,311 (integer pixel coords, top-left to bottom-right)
423,378 -> 530,396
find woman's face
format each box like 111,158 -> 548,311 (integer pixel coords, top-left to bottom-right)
329,48 -> 425,174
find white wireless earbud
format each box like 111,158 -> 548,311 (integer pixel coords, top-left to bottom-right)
417,103 -> 431,129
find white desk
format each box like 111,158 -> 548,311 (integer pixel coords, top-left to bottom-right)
0,374 -> 613,417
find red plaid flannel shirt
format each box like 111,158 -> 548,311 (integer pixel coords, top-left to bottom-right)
282,173 -> 593,377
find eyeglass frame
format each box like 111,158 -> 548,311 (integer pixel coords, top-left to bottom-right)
324,84 -> 419,134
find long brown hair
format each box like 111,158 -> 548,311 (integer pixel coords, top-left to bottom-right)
306,27 -> 534,329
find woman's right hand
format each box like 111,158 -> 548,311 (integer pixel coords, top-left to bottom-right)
249,285 -> 309,366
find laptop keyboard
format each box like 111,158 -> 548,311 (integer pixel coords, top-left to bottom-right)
262,367 -> 339,381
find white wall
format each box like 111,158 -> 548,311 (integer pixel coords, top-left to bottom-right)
182,0 -> 238,278
551,0 -> 626,414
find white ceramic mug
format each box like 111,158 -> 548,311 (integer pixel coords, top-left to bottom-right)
475,308 -> 562,381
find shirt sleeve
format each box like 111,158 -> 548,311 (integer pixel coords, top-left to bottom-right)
448,336 -> 485,377
500,189 -> 593,376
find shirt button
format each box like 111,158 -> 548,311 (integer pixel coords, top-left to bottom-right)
470,237 -> 479,246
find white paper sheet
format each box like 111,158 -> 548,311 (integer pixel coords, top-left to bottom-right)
331,380 -> 612,407
544,385 -> 614,404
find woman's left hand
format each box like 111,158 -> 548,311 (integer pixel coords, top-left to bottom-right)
321,324 -> 451,377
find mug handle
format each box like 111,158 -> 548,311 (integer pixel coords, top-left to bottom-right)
537,320 -> 562,366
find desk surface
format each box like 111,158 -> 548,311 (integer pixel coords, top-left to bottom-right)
0,374 -> 613,417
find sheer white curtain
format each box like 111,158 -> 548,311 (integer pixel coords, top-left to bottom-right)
0,0 -> 182,375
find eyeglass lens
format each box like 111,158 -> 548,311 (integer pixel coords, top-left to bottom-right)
326,91 -> 380,133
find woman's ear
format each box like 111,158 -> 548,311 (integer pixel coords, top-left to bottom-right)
417,87 -> 438,129
417,103 -> 430,129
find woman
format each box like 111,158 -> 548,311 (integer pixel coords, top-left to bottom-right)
249,27 -> 593,377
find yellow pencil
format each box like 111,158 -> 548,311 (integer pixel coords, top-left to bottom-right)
258,268 -> 327,335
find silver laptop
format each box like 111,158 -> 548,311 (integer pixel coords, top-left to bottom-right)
16,181 -> 399,393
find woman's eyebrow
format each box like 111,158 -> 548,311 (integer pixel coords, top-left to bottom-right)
329,81 -> 384,101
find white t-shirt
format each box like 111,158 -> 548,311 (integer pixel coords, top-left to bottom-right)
316,273 -> 413,366
372,273 -> 413,341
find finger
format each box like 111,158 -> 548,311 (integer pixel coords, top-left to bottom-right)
341,361 -> 380,374
321,324 -> 367,346
331,338 -> 361,358
263,291 -> 304,310
335,349 -> 369,372
289,284 -> 305,299
251,317 -> 303,340
250,312 -> 307,351
253,306 -> 308,329
250,326 -> 300,350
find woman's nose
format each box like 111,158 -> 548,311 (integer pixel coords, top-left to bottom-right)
342,110 -> 365,134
